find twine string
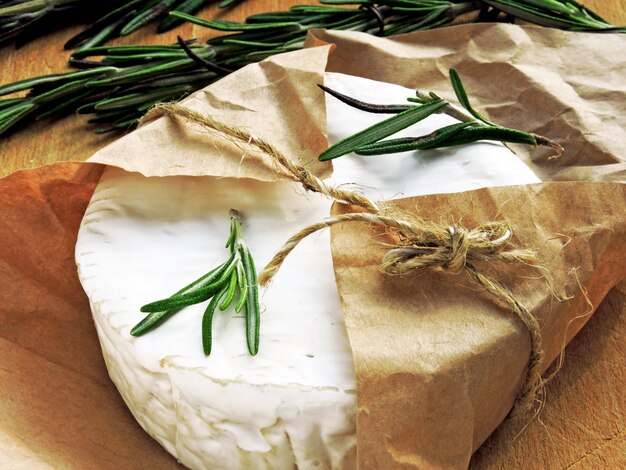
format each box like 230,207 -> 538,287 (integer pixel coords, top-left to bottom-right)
141,104 -> 379,213
140,102 -> 546,418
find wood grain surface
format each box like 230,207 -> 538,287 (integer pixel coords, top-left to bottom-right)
1,1 -> 624,469
0,1 -> 623,176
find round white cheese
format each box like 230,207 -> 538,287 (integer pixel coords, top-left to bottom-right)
76,73 -> 539,469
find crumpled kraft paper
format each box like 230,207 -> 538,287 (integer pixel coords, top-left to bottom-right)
307,24 -> 626,183
0,163 -> 180,469
87,45 -> 332,181
330,182 -> 626,469
1,23 -> 625,469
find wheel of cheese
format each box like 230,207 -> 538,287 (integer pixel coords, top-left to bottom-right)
76,73 -> 539,469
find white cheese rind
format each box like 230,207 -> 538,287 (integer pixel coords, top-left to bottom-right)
76,73 -> 539,469
78,173 -> 357,469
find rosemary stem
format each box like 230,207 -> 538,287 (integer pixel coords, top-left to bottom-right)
416,91 -> 563,155
320,68 -> 564,159
449,1 -> 483,18
229,208 -> 244,249
415,90 -> 477,123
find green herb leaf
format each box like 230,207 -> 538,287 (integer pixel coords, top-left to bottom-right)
130,309 -> 180,337
240,244 -> 260,356
130,263 -> 225,337
202,286 -> 229,356
354,121 -> 475,155
169,12 -> 302,31
139,254 -> 236,313
318,99 -> 446,161
159,0 -> 213,32
448,68 -> 495,126
235,262 -> 248,313
220,272 -> 238,310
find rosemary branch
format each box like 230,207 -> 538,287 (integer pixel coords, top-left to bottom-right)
0,0 -> 245,50
0,0 -> 621,138
318,68 -> 563,160
131,209 -> 261,356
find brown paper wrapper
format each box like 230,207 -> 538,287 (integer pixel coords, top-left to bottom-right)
1,24 -> 625,469
0,163 -> 179,468
330,182 -> 626,468
307,24 -> 626,182
88,45 -> 332,181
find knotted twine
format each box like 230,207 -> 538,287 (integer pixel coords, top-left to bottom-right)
140,102 -> 547,418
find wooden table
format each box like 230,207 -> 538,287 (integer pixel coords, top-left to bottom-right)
1,2 -> 624,469
1,1 -> 624,177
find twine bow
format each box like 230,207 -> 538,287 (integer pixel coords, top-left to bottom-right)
381,222 -> 537,275
141,102 -> 547,418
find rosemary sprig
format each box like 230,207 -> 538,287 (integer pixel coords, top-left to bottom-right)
0,0 -> 245,50
0,1 -> 621,137
0,39 -> 220,135
131,209 -> 261,356
482,0 -> 616,30
318,68 -> 563,160
319,99 -> 448,160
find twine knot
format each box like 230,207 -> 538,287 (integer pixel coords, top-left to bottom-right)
381,223 -> 519,276
447,227 -> 470,273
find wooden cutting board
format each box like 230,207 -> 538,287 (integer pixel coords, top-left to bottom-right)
0,2 -> 624,469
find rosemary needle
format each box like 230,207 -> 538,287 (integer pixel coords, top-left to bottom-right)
220,272 -> 238,310
354,121 -> 475,155
448,68 -> 495,126
235,263 -> 248,313
241,243 -> 260,355
318,84 -> 412,114
132,209 -> 261,356
202,286 -> 228,355
129,263 -> 223,335
318,99 -> 447,161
